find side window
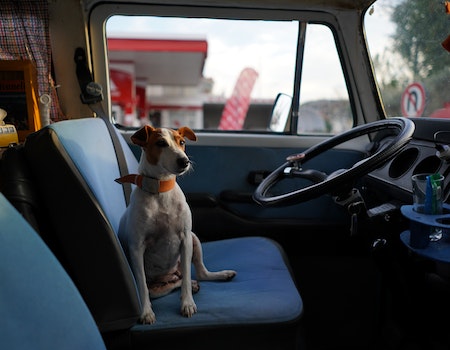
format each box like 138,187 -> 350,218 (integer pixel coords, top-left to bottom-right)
298,24 -> 352,133
105,17 -> 352,134
106,16 -> 298,131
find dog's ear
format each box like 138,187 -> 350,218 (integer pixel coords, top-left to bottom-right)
131,125 -> 155,147
177,126 -> 197,142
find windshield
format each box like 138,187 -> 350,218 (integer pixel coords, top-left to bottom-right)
365,0 -> 450,119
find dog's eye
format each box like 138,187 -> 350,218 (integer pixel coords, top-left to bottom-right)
179,140 -> 186,146
156,139 -> 168,147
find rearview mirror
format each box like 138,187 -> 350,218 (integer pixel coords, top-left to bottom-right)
269,93 -> 292,132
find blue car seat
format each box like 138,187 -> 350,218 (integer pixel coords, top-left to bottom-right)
2,118 -> 304,349
0,193 -> 107,350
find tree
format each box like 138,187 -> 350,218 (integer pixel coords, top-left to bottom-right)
391,0 -> 449,80
389,0 -> 450,114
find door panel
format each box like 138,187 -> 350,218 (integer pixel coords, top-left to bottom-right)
179,144 -> 363,219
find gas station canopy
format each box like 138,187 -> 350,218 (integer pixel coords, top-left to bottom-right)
108,36 -> 207,86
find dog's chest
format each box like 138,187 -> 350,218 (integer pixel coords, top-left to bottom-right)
133,188 -> 190,237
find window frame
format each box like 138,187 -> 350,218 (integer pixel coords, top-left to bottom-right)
89,3 -> 359,135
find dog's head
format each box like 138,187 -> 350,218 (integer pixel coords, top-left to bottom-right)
131,125 -> 197,178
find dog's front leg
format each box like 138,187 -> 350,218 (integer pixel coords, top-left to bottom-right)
192,232 -> 236,281
180,231 -> 197,317
129,247 -> 156,324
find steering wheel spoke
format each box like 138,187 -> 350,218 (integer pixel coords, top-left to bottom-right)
285,168 -> 328,183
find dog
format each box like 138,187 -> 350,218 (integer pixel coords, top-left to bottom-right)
117,125 -> 236,324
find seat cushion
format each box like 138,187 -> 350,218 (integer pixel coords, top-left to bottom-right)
0,194 -> 106,350
140,237 -> 302,330
129,237 -> 303,349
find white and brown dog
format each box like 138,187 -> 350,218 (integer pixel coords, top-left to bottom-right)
117,125 -> 236,324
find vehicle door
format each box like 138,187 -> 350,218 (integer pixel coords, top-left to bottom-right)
96,9 -> 367,250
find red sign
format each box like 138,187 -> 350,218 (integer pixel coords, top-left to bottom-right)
401,82 -> 426,117
110,68 -> 134,115
219,67 -> 258,130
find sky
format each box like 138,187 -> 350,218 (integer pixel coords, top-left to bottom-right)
364,3 -> 396,58
106,0 -> 395,102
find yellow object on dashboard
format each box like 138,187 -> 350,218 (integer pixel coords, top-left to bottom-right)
0,124 -> 18,147
0,108 -> 18,147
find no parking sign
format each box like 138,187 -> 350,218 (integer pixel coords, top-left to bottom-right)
401,82 -> 426,117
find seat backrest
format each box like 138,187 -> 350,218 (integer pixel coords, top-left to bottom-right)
21,118 -> 141,332
0,193 -> 107,350
1,145 -> 44,234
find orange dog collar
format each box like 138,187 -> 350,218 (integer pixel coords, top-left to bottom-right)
115,174 -> 176,194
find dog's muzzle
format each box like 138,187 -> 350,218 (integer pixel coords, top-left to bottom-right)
177,157 -> 191,170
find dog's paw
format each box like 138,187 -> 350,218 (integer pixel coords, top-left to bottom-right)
220,270 -> 237,281
181,299 -> 197,318
139,309 -> 156,324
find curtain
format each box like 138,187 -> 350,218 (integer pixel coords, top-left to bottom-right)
0,0 -> 63,123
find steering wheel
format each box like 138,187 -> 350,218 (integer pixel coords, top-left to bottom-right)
253,117 -> 415,206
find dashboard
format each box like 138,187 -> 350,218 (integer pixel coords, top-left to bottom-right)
366,118 -> 450,205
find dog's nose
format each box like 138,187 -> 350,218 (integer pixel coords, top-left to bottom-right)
177,157 -> 190,169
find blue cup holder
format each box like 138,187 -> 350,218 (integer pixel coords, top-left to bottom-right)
401,204 -> 450,249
